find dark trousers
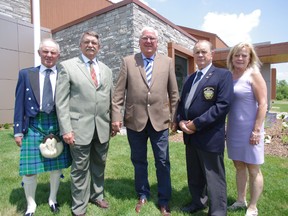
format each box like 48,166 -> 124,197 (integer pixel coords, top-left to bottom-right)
186,144 -> 227,216
127,121 -> 171,206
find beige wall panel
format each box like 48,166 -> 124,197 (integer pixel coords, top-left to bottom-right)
0,49 -> 18,79
18,23 -> 34,53
0,80 -> 17,109
0,110 -> 14,124
19,52 -> 34,70
0,17 -> 18,50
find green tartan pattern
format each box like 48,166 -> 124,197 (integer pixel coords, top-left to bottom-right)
19,112 -> 72,176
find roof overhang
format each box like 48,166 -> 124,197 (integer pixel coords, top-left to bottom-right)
213,42 -> 288,68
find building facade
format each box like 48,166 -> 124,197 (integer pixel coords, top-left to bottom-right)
52,2 -> 197,84
1,0 -> 286,124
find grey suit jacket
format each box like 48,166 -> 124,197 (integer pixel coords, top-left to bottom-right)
55,56 -> 113,144
112,52 -> 179,132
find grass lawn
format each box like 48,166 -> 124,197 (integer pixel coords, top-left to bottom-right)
270,100 -> 288,112
1,129 -> 287,216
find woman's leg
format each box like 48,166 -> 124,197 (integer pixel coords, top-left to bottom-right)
247,164 -> 263,210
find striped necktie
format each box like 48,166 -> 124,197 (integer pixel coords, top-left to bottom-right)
42,69 -> 54,114
145,58 -> 153,86
89,61 -> 98,87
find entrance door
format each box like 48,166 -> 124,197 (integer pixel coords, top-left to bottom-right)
175,55 -> 188,94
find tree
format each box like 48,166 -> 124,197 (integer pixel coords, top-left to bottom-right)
276,80 -> 288,100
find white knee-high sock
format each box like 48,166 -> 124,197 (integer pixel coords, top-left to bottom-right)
49,170 -> 62,205
23,175 -> 37,214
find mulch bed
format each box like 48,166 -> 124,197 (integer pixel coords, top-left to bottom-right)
169,132 -> 288,158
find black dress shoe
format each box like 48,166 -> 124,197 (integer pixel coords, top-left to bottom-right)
24,213 -> 34,216
50,203 -> 60,214
181,203 -> 207,213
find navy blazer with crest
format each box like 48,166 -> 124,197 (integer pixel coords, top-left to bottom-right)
177,65 -> 233,153
14,66 -> 48,134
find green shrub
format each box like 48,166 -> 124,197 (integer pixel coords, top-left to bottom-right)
276,94 -> 284,100
3,123 -> 10,129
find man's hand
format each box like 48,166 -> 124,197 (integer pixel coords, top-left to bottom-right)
63,132 -> 75,145
179,120 -> 195,134
112,121 -> 122,133
170,122 -> 178,133
15,136 -> 23,147
186,120 -> 197,132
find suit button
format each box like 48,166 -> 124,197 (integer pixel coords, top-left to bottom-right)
28,97 -> 31,100
31,107 -> 34,109
147,104 -> 150,107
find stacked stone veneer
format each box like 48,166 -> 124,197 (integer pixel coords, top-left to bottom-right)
53,3 -> 196,84
0,0 -> 31,22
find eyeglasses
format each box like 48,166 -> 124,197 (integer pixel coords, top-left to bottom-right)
141,37 -> 157,42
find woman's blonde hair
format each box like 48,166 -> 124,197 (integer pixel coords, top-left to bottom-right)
226,42 -> 262,72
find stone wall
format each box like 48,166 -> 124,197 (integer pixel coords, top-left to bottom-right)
53,3 -> 196,85
0,0 -> 31,22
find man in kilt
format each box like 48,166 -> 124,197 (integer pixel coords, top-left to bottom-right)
13,38 -> 72,216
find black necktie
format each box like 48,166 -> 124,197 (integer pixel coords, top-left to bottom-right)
42,69 -> 54,114
194,71 -> 203,84
184,71 -> 203,115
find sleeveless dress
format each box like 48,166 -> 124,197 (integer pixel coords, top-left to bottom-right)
226,68 -> 264,164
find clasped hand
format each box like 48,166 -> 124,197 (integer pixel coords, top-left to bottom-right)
179,120 -> 196,134
111,121 -> 122,137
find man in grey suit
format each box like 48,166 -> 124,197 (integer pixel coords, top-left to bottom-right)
55,31 -> 113,216
112,26 -> 179,216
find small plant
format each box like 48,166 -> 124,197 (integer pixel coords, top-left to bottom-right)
265,112 -> 288,145
282,135 -> 288,145
3,123 -> 10,129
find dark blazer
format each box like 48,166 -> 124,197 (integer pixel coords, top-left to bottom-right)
177,65 -> 233,153
14,66 -> 42,134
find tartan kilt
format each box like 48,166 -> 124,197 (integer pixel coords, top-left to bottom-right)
19,111 -> 72,176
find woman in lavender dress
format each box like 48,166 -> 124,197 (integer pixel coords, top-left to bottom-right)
226,42 -> 267,216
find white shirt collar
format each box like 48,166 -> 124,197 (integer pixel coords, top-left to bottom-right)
198,63 -> 212,76
39,65 -> 57,74
82,54 -> 97,64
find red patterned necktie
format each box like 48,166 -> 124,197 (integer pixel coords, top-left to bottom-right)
89,61 -> 98,86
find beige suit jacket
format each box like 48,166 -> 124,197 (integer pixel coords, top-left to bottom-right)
55,56 -> 113,144
112,53 -> 179,132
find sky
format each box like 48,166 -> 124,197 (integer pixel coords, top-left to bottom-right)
112,0 -> 287,81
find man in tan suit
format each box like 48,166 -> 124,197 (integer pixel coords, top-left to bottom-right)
55,31 -> 113,216
112,26 -> 179,216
